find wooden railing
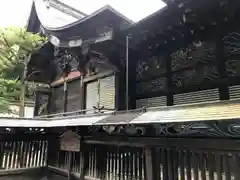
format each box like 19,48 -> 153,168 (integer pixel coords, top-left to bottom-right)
48,142 -> 146,180
46,136 -> 240,180
0,133 -> 239,180
0,134 -> 48,171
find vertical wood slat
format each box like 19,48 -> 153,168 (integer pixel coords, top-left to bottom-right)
134,148 -> 138,180
167,149 -> 173,180
216,153 -> 223,180
42,140 -> 47,166
192,151 -> 199,180
224,154 -> 231,180
111,149 -> 114,180
31,141 -> 36,167
17,141 -> 22,168
199,152 -> 207,180
38,140 -> 44,166
114,148 -> 118,180
34,141 -> 40,166
4,141 -> 9,169
107,151 -> 110,180
186,150 -> 192,180
129,150 -> 134,180
179,150 -> 185,180
0,141 -> 4,169
119,147 -> 123,180
162,148 -> 168,180
7,141 -> 13,169
11,141 -> 18,169
126,151 -> 130,180
208,152 -> 215,180
21,141 -> 28,168
0,137 -> 48,171
27,141 -> 32,168
145,147 -> 153,180
139,150 -> 143,180
233,153 -> 240,180
172,149 -> 178,180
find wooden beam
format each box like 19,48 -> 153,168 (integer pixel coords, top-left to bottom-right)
0,167 -> 45,176
84,136 -> 240,150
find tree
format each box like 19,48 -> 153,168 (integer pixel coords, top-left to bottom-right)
0,27 -> 47,115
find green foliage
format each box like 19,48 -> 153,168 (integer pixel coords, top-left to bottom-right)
0,27 -> 47,113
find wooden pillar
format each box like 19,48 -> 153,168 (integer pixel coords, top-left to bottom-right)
96,144 -> 107,179
34,91 -> 41,117
46,133 -> 59,180
80,140 -> 89,180
67,152 -> 73,180
216,23 -> 229,100
115,72 -> 120,110
166,50 -> 173,106
63,81 -> 68,113
145,147 -> 154,180
46,92 -> 52,115
115,72 -> 126,110
79,76 -> 84,113
233,153 -> 240,180
128,51 -> 137,110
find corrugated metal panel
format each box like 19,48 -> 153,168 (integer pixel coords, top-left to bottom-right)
99,76 -> 115,110
131,99 -> 240,124
94,111 -> 142,125
49,115 -> 109,126
174,89 -> 219,105
229,85 -> 240,99
86,81 -> 98,112
136,96 -> 167,109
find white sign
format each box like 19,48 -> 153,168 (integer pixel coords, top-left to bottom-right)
60,130 -> 81,152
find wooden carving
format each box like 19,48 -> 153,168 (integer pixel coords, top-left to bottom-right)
172,66 -> 219,88
223,32 -> 240,76
171,41 -> 216,71
136,77 -> 167,94
136,55 -> 166,80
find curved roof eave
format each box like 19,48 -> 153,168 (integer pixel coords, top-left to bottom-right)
34,1 -> 133,32
45,5 -> 133,31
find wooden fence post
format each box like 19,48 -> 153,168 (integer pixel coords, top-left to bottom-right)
233,153 -> 240,180
68,152 -> 73,180
80,138 -> 88,180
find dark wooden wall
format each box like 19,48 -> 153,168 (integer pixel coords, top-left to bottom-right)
134,4 -> 240,107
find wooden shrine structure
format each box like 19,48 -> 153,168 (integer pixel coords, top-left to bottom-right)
1,0 -> 240,180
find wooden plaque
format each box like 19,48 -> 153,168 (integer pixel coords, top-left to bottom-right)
60,130 -> 81,152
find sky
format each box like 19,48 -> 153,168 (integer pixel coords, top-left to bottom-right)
0,0 -> 166,27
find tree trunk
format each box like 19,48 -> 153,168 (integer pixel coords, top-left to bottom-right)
19,55 -> 30,117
